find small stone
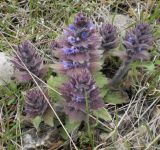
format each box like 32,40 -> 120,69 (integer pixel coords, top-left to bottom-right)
102,14 -> 132,36
112,14 -> 132,34
0,52 -> 14,85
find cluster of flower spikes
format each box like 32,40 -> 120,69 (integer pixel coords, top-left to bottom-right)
12,41 -> 49,118
53,12 -> 102,75
52,12 -> 104,121
12,41 -> 48,83
123,22 -> 153,60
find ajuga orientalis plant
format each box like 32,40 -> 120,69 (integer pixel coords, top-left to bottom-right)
109,22 -> 153,86
25,88 -> 49,118
60,69 -> 104,121
52,12 -> 101,76
12,41 -> 48,83
100,23 -> 119,53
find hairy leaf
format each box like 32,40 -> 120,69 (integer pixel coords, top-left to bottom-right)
104,90 -> 129,104
32,116 -> 42,130
94,72 -> 108,97
94,72 -> 108,88
43,108 -> 54,127
60,119 -> 80,140
93,107 -> 112,121
47,75 -> 67,102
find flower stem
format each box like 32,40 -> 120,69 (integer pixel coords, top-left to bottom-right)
109,58 -> 133,87
85,91 -> 94,148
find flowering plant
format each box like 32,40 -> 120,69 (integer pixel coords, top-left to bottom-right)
52,12 -> 101,75
12,41 -> 48,83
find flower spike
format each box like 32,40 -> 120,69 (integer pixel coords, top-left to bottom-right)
25,88 -> 49,118
52,12 -> 102,75
12,41 -> 48,83
100,23 -> 119,52
60,70 -> 104,121
123,22 -> 153,60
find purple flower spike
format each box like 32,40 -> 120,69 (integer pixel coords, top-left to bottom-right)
74,12 -> 88,27
52,12 -> 101,75
100,23 -> 119,51
25,88 -> 49,118
123,22 -> 153,60
109,22 -> 153,86
12,41 -> 48,83
60,70 -> 104,121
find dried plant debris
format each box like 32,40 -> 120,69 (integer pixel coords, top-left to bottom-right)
22,126 -> 59,150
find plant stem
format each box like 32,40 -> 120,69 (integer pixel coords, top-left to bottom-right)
109,58 -> 133,87
85,91 -> 94,148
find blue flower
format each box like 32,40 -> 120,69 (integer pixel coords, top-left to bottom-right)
68,24 -> 76,31
128,36 -> 136,44
81,31 -> 89,39
138,46 -> 145,51
63,46 -> 87,55
63,61 -> 81,70
74,95 -> 85,102
63,61 -> 73,69
63,47 -> 79,55
68,36 -> 76,44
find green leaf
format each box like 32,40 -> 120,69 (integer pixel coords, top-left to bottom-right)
60,119 -> 80,140
94,72 -> 108,98
66,13 -> 76,26
47,75 -> 67,102
7,99 -> 16,106
93,107 -> 112,121
158,76 -> 160,82
8,81 -> 17,92
65,119 -> 80,133
104,90 -> 128,104
43,108 -> 54,127
131,61 -> 141,69
32,116 -> 42,130
155,60 -> 160,65
94,72 -> 108,88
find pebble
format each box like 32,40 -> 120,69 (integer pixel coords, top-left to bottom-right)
0,52 -> 14,85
